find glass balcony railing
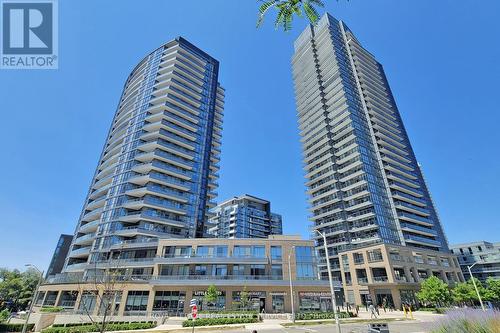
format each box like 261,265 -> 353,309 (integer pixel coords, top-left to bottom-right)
372,276 -> 389,283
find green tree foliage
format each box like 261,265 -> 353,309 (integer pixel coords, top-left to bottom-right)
485,277 -> 500,301
240,286 -> 250,310
204,284 -> 219,306
0,268 -> 40,311
452,281 -> 475,304
257,0 -> 325,31
0,308 -> 10,323
416,276 -> 451,307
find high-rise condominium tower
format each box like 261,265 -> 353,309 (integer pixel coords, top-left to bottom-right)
208,194 -> 283,238
64,37 -> 224,276
292,14 -> 450,279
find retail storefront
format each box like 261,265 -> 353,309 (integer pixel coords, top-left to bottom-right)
298,292 -> 333,312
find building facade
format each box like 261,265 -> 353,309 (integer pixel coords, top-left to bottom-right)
63,37 -> 224,279
46,235 -> 73,278
208,194 -> 283,238
37,236 -> 337,316
451,241 -> 500,282
338,243 -> 463,309
291,14 -> 460,306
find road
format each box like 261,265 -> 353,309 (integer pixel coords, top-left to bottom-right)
220,321 -> 431,333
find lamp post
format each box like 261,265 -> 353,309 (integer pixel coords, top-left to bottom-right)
315,229 -> 341,333
22,264 -> 44,333
288,246 -> 295,322
467,262 -> 486,311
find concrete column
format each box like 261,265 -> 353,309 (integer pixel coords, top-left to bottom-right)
146,289 -> 155,314
118,290 -> 128,316
403,267 -> 413,283
53,291 -> 62,308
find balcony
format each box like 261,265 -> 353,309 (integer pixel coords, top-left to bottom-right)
400,223 -> 437,237
118,211 -> 187,228
109,238 -> 158,250
79,219 -> 100,233
122,197 -> 187,215
126,184 -> 188,203
398,212 -> 432,226
81,207 -> 103,222
372,276 -> 389,283
404,235 -> 441,247
357,277 -> 368,284
394,201 -> 430,216
68,247 -> 91,258
157,254 -> 269,265
73,233 -> 95,246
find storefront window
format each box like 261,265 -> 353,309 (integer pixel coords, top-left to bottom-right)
193,290 -> 225,311
44,291 -> 58,306
153,291 -> 185,315
98,291 -> 122,315
125,291 -> 149,312
232,291 -> 266,312
271,294 -> 285,313
78,291 -> 98,314
58,291 -> 78,308
35,291 -> 45,306
298,292 -> 332,312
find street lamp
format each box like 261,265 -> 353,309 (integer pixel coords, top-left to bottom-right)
288,246 -> 295,322
22,264 -> 44,333
314,229 -> 341,333
467,262 -> 486,311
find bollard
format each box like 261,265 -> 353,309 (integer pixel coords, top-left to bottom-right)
368,323 -> 389,333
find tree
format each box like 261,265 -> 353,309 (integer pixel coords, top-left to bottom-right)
204,284 -> 219,310
257,0 -> 325,31
0,268 -> 39,311
76,259 -> 126,333
452,281 -> 475,305
485,277 -> 500,302
240,286 -> 250,310
416,276 -> 451,307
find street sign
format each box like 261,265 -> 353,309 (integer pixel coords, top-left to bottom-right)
192,305 -> 198,319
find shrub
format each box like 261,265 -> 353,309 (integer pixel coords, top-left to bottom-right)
182,317 -> 258,327
295,312 -> 356,320
0,323 -> 35,332
431,309 -> 500,333
42,322 -> 155,333
40,307 -> 64,313
0,310 -> 10,323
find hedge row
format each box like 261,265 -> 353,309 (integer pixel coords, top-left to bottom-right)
52,321 -> 155,328
42,322 -> 155,333
40,307 -> 64,313
295,311 -> 356,320
198,310 -> 258,315
182,317 -> 259,327
0,324 -> 35,332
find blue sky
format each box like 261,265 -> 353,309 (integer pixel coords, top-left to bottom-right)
1,0 -> 499,271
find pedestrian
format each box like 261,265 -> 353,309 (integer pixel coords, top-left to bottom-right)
368,303 -> 377,319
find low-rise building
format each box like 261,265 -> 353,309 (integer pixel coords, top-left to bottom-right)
338,243 -> 464,309
208,194 -> 283,238
37,236 -> 338,316
450,241 -> 500,282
